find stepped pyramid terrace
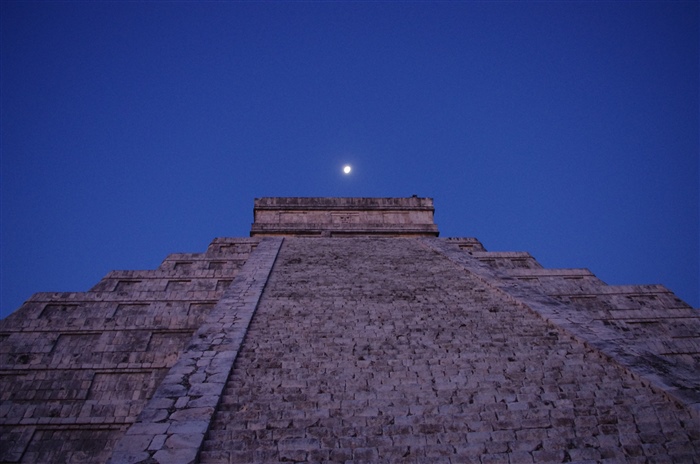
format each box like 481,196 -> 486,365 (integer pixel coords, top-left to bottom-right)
1,197 -> 698,463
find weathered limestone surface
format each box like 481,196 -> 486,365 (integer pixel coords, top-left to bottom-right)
0,238 -> 259,463
251,197 -> 439,237
108,237 -> 282,464
199,237 -> 699,463
429,239 -> 700,416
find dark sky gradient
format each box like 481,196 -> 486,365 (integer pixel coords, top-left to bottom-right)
2,1 -> 698,317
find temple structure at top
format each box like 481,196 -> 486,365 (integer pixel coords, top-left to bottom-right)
250,196 -> 439,237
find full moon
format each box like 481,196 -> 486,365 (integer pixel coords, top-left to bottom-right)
343,165 -> 352,174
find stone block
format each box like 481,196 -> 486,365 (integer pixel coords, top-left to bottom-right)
152,447 -> 198,464
163,432 -> 204,449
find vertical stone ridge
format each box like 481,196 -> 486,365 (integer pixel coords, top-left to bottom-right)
107,237 -> 283,464
420,237 -> 700,420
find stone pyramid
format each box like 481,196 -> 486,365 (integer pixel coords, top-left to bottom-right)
1,197 -> 698,463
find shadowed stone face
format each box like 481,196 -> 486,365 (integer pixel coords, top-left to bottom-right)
0,237 -> 262,463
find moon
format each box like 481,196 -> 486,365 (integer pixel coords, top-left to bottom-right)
343,165 -> 352,174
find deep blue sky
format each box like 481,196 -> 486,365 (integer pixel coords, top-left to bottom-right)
1,1 -> 698,317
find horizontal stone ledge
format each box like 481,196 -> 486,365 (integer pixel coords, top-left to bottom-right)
27,292 -> 224,303
471,251 -> 534,258
591,313 -> 700,321
506,268 -> 594,277
101,270 -> 236,278
251,223 -> 437,230
0,327 -> 194,335
3,417 -> 133,426
254,196 -> 434,209
0,365 -> 171,372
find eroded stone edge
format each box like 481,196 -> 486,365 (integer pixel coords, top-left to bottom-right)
107,237 -> 284,464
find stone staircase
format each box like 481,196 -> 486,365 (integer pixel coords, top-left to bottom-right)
199,237 -> 697,463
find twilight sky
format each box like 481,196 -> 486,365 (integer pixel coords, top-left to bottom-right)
1,1 -> 698,317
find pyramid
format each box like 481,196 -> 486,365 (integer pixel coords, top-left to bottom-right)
1,197 -> 698,463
